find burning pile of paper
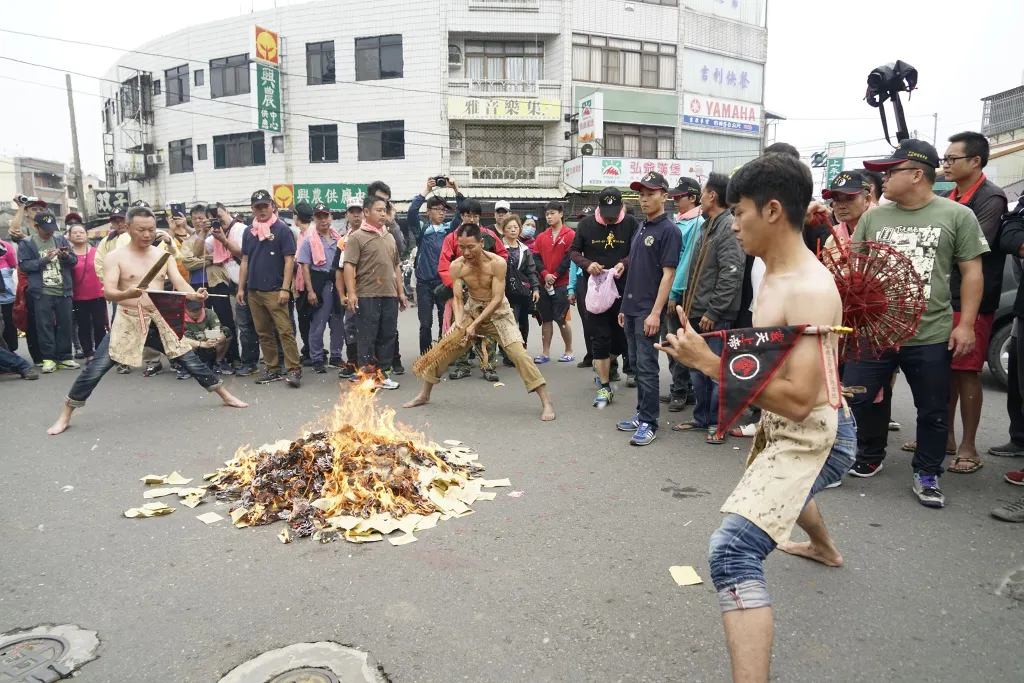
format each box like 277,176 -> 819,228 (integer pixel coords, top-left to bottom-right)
206,377 -> 509,545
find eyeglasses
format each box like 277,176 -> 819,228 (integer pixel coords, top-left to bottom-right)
881,167 -> 921,179
941,155 -> 969,166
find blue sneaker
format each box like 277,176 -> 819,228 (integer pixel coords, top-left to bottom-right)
630,422 -> 657,446
593,387 -> 613,409
616,414 -> 640,432
236,364 -> 259,377
218,361 -> 235,376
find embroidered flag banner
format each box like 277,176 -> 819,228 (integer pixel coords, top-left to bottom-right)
714,325 -> 807,439
147,291 -> 188,339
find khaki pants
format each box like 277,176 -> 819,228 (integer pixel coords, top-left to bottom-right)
423,297 -> 545,392
248,290 -> 301,373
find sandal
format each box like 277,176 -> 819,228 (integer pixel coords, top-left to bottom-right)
729,423 -> 757,438
672,419 -> 706,432
533,355 -> 550,364
902,442 -> 956,455
558,354 -> 575,363
947,455 -> 983,474
706,431 -> 726,445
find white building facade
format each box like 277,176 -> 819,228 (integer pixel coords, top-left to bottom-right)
99,0 -> 768,212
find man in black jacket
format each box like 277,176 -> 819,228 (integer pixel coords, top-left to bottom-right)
939,132 -> 1008,473
570,188 -> 637,408
995,197 -> 1024,521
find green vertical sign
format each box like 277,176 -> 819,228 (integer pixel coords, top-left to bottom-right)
825,157 -> 844,188
255,63 -> 282,133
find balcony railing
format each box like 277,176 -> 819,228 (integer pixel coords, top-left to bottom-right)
982,87 -> 1024,137
468,0 -> 540,10
449,166 -> 562,188
448,78 -> 560,98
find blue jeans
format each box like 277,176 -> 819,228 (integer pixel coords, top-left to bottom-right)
690,318 -> 732,427
708,406 -> 857,612
232,291 -> 260,366
66,323 -> 223,407
308,282 -> 344,364
416,279 -> 443,354
624,313 -> 662,428
842,342 -> 951,476
0,344 -> 30,374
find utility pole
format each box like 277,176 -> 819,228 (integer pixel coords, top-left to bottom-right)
933,112 -> 939,145
66,73 -> 88,221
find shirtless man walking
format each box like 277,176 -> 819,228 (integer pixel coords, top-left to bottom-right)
657,154 -> 855,683
404,223 -> 555,421
47,206 -> 247,435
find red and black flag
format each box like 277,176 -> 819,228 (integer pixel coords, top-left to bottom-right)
146,291 -> 187,339
712,325 -> 808,439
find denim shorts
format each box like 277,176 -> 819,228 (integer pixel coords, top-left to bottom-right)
708,405 -> 856,612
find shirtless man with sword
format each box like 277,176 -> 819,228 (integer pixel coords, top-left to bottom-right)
47,206 -> 247,435
404,223 -> 555,421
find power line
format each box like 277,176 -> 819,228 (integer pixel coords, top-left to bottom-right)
0,26 -> 939,124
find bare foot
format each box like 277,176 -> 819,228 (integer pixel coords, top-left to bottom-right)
541,403 -> 556,421
778,541 -> 843,567
404,393 -> 430,408
221,394 -> 249,408
47,413 -> 72,436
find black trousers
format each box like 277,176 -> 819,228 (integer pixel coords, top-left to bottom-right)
355,296 -> 398,373
1006,332 -> 1024,445
0,302 -> 16,352
296,292 -> 312,359
206,282 -> 238,364
72,297 -> 109,358
25,296 -> 42,363
34,293 -> 73,362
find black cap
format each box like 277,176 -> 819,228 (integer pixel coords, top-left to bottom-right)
668,177 -> 701,199
294,201 -> 315,220
596,187 -> 623,219
576,207 -> 595,220
132,199 -> 151,208
110,207 -> 127,219
822,170 -> 872,200
250,189 -> 273,205
313,202 -> 331,216
629,171 -> 670,192
34,211 -> 58,231
863,139 -> 940,171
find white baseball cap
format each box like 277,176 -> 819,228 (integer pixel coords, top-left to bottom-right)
494,200 -> 511,212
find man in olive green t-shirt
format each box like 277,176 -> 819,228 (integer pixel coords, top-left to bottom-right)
843,140 -> 988,509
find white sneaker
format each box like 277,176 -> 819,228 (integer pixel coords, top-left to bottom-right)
57,359 -> 81,370
379,376 -> 400,390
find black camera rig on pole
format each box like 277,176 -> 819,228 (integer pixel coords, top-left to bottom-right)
864,60 -> 918,146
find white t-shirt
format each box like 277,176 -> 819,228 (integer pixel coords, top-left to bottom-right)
749,257 -> 765,313
224,221 -> 247,284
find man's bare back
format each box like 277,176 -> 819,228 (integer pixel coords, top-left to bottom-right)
752,249 -> 842,409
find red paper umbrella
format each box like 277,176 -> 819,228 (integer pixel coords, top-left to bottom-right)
819,239 -> 927,361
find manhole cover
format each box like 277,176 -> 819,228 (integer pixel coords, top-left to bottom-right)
0,635 -> 72,682
269,668 -> 341,683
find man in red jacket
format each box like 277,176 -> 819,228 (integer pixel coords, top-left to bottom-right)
533,200 -> 575,363
437,199 -> 507,381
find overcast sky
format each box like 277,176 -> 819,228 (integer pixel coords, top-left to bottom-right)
0,0 -> 1019,182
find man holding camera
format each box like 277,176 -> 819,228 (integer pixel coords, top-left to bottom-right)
17,210 -> 79,373
408,176 -> 464,353
179,203 -> 239,373
8,195 -> 49,365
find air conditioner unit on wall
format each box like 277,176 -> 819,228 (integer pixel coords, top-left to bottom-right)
146,153 -> 165,165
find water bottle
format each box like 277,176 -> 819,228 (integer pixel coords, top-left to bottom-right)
545,284 -> 555,296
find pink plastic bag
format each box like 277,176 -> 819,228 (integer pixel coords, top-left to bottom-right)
586,270 -> 620,314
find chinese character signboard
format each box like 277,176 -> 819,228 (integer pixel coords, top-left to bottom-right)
252,62 -> 282,132
93,189 -> 131,216
824,141 -> 846,190
683,49 -> 764,104
682,93 -> 761,137
253,26 -> 280,66
578,93 -> 604,142
273,184 -> 367,211
447,97 -> 561,121
113,154 -> 146,176
563,157 -> 714,190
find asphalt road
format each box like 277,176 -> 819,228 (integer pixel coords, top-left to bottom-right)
1,309 -> 1022,683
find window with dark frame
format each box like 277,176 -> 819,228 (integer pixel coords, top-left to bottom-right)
153,80 -> 162,95
572,34 -> 676,90
196,143 -> 208,161
168,138 -> 194,174
209,54 -> 250,98
306,41 -> 336,85
357,121 -> 404,161
603,123 -> 675,159
194,69 -> 205,86
165,64 -> 189,106
309,125 -> 338,163
103,99 -> 115,133
212,131 -> 266,169
355,35 -> 403,81
463,40 -> 543,86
